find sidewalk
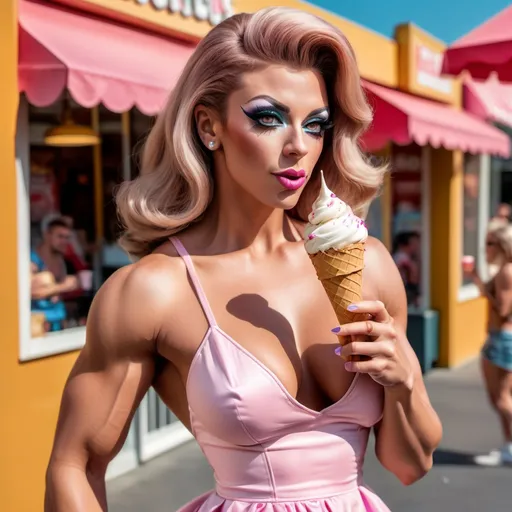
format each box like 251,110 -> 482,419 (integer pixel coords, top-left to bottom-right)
107,359 -> 511,511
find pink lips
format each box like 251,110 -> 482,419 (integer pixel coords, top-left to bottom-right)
273,168 -> 307,191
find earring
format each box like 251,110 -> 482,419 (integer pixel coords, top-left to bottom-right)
208,141 -> 215,150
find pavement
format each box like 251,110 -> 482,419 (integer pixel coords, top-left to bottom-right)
107,359 -> 511,511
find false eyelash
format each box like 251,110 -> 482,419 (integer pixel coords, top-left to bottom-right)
304,120 -> 335,137
318,121 -> 335,131
241,106 -> 284,122
241,105 -> 334,136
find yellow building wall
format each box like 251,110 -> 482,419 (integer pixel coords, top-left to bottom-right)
429,147 -> 488,367
288,1 -> 397,86
453,299 -> 488,366
394,22 -> 461,106
0,2 -> 79,510
429,148 -> 461,367
57,0 -> 398,87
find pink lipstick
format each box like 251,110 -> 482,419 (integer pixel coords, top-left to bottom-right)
273,168 -> 307,191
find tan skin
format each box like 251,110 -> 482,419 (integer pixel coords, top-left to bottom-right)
465,232 -> 512,443
45,65 -> 442,511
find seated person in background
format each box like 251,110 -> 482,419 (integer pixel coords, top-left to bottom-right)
31,218 -> 79,332
41,212 -> 90,273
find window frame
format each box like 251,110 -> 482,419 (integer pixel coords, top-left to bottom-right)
458,153 -> 491,303
16,97 -> 87,361
420,146 -> 431,311
389,144 -> 431,312
17,98 -> 136,361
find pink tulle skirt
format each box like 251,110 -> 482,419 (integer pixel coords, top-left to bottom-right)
177,486 -> 391,512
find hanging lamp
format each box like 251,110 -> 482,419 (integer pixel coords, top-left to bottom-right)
44,94 -> 100,147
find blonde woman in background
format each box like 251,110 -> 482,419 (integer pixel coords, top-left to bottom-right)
45,8 -> 441,511
466,220 -> 512,466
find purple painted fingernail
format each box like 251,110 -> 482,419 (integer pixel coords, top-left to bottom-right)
331,326 -> 341,333
334,346 -> 341,356
344,362 -> 353,371
347,304 -> 358,312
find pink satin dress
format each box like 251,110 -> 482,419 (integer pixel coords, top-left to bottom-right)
170,237 -> 391,512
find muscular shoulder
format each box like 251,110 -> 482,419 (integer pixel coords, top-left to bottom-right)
87,252 -> 182,353
364,236 -> 396,277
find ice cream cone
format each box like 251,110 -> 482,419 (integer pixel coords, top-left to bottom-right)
309,243 -> 367,362
304,170 -> 369,362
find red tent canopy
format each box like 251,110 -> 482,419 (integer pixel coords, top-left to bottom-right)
361,81 -> 510,158
442,5 -> 512,82
18,0 -> 195,115
464,76 -> 512,128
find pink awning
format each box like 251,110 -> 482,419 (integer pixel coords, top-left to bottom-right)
362,81 -> 510,157
442,6 -> 512,82
18,0 -> 196,115
464,77 -> 512,128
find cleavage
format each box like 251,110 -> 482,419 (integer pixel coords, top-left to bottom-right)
212,293 -> 355,413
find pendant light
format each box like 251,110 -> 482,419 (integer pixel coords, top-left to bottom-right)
44,94 -> 101,147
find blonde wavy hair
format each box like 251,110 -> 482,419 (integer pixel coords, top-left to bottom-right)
489,221 -> 512,264
117,7 -> 387,258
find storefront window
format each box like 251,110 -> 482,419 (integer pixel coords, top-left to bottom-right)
366,196 -> 382,241
365,154 -> 388,243
131,109 -> 154,179
490,126 -> 512,218
18,96 -> 154,359
462,154 -> 481,287
459,152 -> 492,300
28,102 -> 94,338
390,144 -> 423,309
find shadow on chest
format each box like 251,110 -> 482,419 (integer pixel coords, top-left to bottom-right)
205,281 -> 354,412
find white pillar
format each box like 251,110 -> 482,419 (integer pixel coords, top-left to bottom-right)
421,146 -> 431,310
478,153 -> 491,280
121,111 -> 131,182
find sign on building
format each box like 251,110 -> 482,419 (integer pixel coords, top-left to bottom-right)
136,0 -> 233,26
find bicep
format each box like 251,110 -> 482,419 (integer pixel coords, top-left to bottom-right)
52,350 -> 153,468
495,269 -> 512,318
50,273 -> 156,468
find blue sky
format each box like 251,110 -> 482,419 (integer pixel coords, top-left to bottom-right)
309,0 -> 510,43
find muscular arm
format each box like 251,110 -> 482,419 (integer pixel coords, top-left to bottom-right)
45,263 -> 168,511
494,264 -> 512,319
471,273 -> 501,312
32,276 -> 79,300
367,238 -> 442,485
468,264 -> 512,318
56,275 -> 80,293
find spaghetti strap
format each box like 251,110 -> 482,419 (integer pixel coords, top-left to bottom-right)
169,236 -> 218,328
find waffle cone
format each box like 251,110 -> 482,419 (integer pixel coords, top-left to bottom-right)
309,243 -> 367,361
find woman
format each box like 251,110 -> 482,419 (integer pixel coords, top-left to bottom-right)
45,8 -> 441,511
466,221 -> 512,467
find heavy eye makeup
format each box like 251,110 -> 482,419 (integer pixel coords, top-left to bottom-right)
240,99 -> 333,137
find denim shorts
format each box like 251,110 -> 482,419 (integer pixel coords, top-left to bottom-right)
482,330 -> 512,371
